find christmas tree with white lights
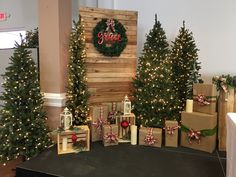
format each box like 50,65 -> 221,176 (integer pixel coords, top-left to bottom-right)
66,16 -> 89,125
132,15 -> 180,128
171,21 -> 202,111
0,41 -> 52,165
24,28 -> 39,48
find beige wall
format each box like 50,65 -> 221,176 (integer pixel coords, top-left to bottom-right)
38,0 -> 72,129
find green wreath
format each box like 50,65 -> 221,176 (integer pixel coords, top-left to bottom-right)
93,18 -> 128,57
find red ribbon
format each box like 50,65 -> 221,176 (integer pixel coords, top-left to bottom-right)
92,107 -> 107,130
220,79 -> 228,93
144,128 -> 156,145
165,125 -> 179,135
106,19 -> 115,32
196,94 -> 210,106
187,129 -> 201,144
108,102 -> 117,122
103,125 -> 118,144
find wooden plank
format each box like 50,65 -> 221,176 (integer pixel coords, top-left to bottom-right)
89,86 -> 131,94
85,43 -> 137,55
85,29 -> 137,37
80,7 -> 138,16
88,77 -> 133,83
86,57 -> 136,64
87,82 -> 132,88
87,65 -> 136,73
82,18 -> 137,27
89,94 -> 130,104
85,35 -> 137,44
86,51 -> 137,59
87,72 -> 135,78
80,7 -> 138,19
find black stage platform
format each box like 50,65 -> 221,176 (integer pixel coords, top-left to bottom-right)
16,142 -> 226,177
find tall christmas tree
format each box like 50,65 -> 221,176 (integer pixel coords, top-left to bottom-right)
66,16 -> 89,125
132,15 -> 180,128
0,41 -> 52,165
171,21 -> 202,111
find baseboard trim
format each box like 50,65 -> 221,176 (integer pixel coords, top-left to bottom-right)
43,93 -> 66,107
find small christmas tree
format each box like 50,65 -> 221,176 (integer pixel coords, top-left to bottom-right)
132,15 -> 180,128
0,40 -> 52,165
171,21 -> 202,111
66,16 -> 89,125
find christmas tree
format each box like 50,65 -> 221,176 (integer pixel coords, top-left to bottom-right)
66,16 -> 89,125
0,40 -> 52,165
132,15 -> 180,128
24,28 -> 39,48
171,21 -> 202,111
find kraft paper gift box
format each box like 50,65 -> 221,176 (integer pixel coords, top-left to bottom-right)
193,84 -> 217,115
89,105 -> 109,142
139,127 -> 162,148
181,111 -> 217,153
102,124 -> 119,147
165,120 -> 179,147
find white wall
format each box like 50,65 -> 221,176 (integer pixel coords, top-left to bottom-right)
113,0 -> 236,83
0,0 -> 38,32
1,0 -> 235,83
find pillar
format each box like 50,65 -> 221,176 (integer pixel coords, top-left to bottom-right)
38,0 -> 72,129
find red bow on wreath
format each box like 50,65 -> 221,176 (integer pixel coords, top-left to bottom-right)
106,19 -> 115,32
165,125 -> 179,135
196,94 -> 210,106
144,128 -> 156,145
103,126 -> 118,144
187,129 -> 201,144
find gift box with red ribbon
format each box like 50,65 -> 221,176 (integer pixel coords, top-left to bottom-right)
165,120 -> 179,147
139,127 -> 162,148
102,124 -> 119,146
193,84 -> 217,115
181,111 -> 217,153
89,105 -> 109,142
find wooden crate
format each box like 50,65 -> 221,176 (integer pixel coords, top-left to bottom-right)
57,125 -> 90,155
218,88 -> 235,151
116,113 -> 135,142
79,7 -> 138,105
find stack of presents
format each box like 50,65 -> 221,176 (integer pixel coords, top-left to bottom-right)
57,83 -> 218,154
181,84 -> 217,153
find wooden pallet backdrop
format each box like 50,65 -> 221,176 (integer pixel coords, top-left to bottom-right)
79,7 -> 138,105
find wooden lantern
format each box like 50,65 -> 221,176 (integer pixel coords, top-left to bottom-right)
122,95 -> 131,115
60,107 -> 72,130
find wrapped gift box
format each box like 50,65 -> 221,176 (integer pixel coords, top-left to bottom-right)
193,84 -> 217,115
89,105 -> 109,142
181,111 -> 217,153
139,127 -> 162,148
102,124 -> 119,146
116,113 -> 135,142
165,120 -> 179,147
57,125 -> 90,155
